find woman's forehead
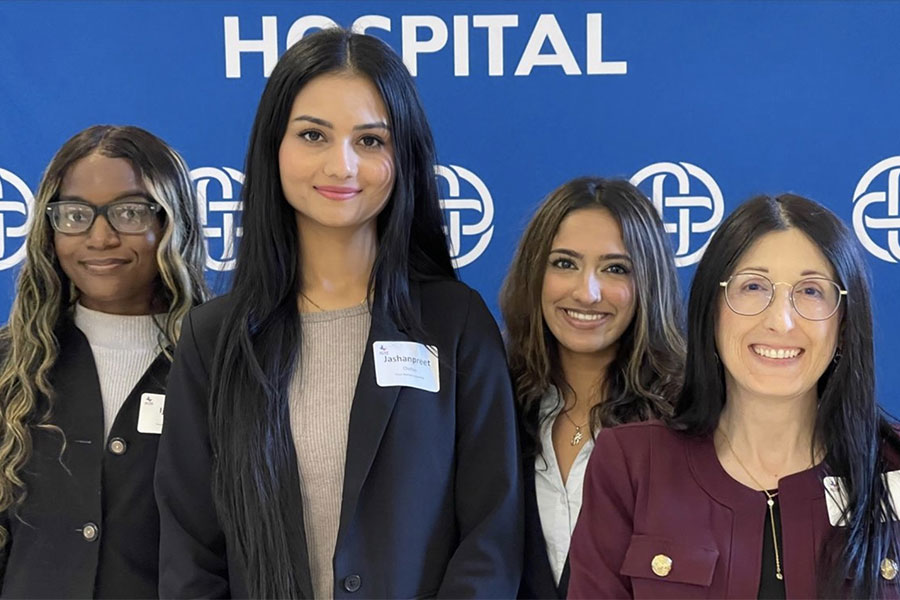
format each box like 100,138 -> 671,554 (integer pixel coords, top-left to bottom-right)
731,228 -> 835,281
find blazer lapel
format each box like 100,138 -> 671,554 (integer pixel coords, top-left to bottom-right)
51,320 -> 105,444
522,457 -> 568,599
336,283 -> 420,544
557,557 -> 570,598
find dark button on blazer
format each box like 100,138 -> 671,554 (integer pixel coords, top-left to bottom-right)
568,421 -> 900,599
0,320 -> 169,599
155,280 -> 524,599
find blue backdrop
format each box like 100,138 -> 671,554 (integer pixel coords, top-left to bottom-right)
2,1 -> 899,410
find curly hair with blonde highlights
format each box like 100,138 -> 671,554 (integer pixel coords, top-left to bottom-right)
0,125 -> 209,544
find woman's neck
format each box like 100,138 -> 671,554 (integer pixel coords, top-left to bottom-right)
558,346 -> 614,417
297,220 -> 376,311
716,383 -> 821,489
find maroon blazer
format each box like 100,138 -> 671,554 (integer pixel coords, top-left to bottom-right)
568,421 -> 899,599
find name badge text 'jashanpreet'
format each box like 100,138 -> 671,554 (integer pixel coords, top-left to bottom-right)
373,341 -> 440,393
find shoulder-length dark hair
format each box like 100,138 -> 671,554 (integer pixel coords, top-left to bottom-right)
0,124 -> 208,545
670,193 -> 900,597
500,177 -> 685,457
209,28 -> 455,598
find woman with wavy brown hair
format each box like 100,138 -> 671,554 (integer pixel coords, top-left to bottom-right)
501,176 -> 685,599
0,125 -> 208,598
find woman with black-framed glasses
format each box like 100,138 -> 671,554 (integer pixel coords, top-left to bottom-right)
569,194 -> 900,599
46,197 -> 163,236
0,125 -> 208,598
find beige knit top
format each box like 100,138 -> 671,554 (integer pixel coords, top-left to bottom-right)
288,302 -> 371,599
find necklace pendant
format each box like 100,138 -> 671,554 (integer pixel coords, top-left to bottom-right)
571,428 -> 584,446
767,498 -> 775,507
776,573 -> 783,580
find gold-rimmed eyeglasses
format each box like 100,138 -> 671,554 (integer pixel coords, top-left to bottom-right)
719,273 -> 847,321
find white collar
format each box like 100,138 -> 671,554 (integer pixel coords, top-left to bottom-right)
73,303 -> 161,351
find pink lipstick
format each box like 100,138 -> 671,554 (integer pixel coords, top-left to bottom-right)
315,185 -> 361,201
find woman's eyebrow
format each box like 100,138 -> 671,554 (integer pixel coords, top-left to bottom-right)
56,191 -> 148,203
291,115 -> 332,127
549,249 -> 631,261
354,122 -> 390,131
289,115 -> 390,132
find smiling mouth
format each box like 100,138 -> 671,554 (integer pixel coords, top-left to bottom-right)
314,185 -> 361,200
751,344 -> 803,360
81,259 -> 129,272
563,308 -> 609,322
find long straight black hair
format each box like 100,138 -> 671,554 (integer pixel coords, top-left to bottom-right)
209,28 -> 455,598
671,194 -> 899,597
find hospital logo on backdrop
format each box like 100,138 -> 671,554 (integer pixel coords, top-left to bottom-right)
436,164 -> 494,268
630,161 -> 725,267
0,168 -> 34,270
190,167 -> 244,272
852,156 -> 900,263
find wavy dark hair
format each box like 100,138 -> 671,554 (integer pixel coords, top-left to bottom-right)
209,28 -> 455,598
500,177 -> 685,458
670,194 -> 900,598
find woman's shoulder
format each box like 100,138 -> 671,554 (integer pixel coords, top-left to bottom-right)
417,278 -> 490,321
182,294 -> 234,346
416,279 -> 505,346
881,423 -> 900,470
418,278 -> 477,304
596,419 -> 693,457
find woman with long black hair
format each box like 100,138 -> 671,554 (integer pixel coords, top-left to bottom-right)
569,194 -> 900,598
155,28 -> 522,599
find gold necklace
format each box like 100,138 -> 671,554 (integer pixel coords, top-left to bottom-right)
719,428 -> 783,581
561,410 -> 588,446
300,291 -> 326,312
300,291 -> 368,313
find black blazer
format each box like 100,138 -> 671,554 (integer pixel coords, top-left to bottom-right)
155,279 -> 523,599
519,453 -> 569,600
0,319 -> 169,599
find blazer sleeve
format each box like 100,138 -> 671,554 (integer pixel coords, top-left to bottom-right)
0,511 -> 8,585
154,310 -> 230,598
568,429 -> 636,599
437,289 -> 524,599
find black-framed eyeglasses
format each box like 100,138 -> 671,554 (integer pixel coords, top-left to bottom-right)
46,197 -> 162,235
719,273 -> 847,321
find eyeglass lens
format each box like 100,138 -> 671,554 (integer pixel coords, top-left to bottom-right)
49,199 -> 158,234
724,273 -> 841,320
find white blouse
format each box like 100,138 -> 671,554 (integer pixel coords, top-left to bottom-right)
533,386 -> 596,586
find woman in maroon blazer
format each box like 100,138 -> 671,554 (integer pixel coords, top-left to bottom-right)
569,194 -> 900,599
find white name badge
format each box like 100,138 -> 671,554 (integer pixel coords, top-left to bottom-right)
373,341 -> 440,393
824,470 -> 900,526
137,393 -> 166,435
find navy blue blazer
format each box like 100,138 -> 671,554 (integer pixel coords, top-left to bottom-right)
0,320 -> 168,599
155,279 -> 523,599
